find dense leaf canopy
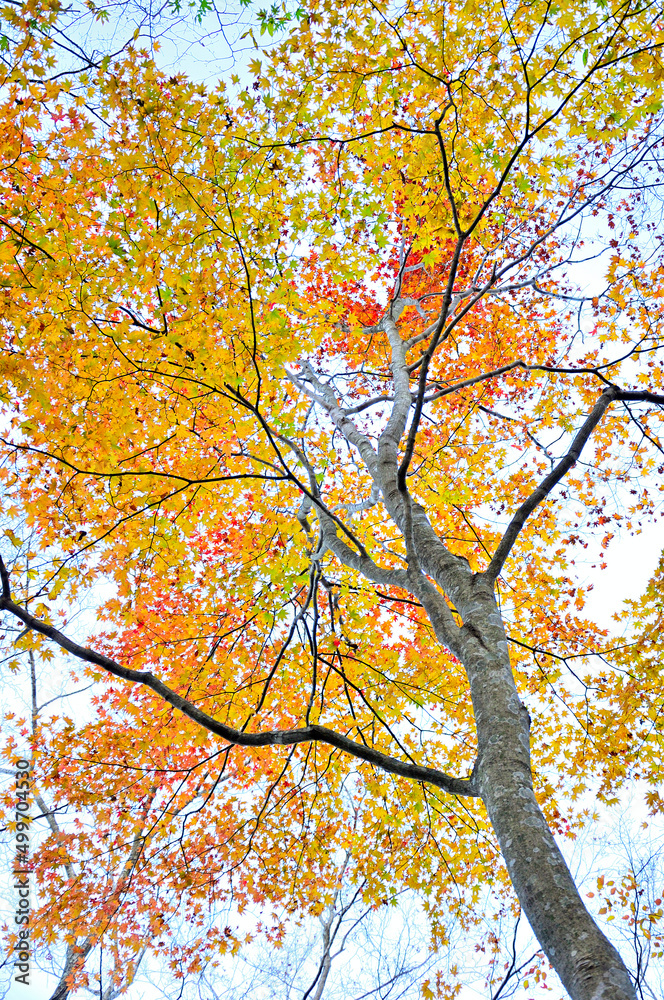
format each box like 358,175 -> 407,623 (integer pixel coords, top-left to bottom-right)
2,0 -> 664,996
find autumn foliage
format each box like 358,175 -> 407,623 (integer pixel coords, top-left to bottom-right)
1,0 -> 664,996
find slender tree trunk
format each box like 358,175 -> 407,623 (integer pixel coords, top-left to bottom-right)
306,903 -> 335,1000
49,942 -> 94,1000
465,585 -> 635,1000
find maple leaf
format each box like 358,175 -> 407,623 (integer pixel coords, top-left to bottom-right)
1,1 -> 664,998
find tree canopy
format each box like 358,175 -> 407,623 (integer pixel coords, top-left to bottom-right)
2,0 -> 664,997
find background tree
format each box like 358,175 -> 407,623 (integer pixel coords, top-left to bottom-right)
2,1 -> 664,998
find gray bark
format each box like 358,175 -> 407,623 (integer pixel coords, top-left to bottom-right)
459,585 -> 634,1000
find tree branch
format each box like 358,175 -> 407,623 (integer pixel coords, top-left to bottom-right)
0,560 -> 477,798
485,387 -> 618,582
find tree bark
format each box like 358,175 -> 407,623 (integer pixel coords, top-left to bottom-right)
461,583 -> 635,1000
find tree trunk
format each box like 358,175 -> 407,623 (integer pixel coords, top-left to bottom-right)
465,584 -> 635,1000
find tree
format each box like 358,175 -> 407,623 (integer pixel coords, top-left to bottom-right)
1,0 -> 664,997
587,812 -> 664,1000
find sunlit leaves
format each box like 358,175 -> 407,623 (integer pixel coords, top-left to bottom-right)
1,0 -> 664,993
